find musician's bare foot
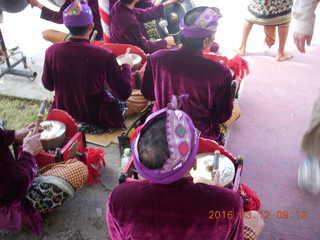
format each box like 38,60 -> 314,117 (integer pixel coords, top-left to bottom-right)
276,52 -> 293,62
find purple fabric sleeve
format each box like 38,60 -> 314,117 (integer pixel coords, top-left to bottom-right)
133,4 -> 164,23
127,23 -> 167,54
2,129 -> 15,146
141,57 -> 156,100
211,73 -> 233,123
104,54 -> 133,101
106,192 -> 124,240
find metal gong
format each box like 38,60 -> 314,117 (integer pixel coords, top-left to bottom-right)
155,0 -> 195,39
40,120 -> 66,150
190,152 -> 235,187
0,0 -> 29,13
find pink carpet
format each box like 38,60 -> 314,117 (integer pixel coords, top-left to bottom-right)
227,47 -> 320,239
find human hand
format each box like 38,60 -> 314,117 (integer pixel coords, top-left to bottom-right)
28,0 -> 43,9
165,36 -> 175,48
163,0 -> 179,8
14,123 -> 36,144
120,54 -> 134,68
210,169 -> 222,186
293,32 -> 312,53
22,132 -> 43,156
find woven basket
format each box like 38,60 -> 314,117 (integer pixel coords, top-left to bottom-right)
224,102 -> 241,128
125,89 -> 149,118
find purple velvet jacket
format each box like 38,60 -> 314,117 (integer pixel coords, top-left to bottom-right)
110,1 -> 167,53
107,177 -> 244,240
0,129 -> 42,236
42,38 -> 132,130
110,0 -> 154,9
40,0 -> 103,40
141,46 -> 234,140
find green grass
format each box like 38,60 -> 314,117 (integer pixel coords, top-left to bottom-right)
0,95 -> 50,130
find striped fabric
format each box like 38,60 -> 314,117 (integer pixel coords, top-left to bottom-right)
98,0 -> 111,42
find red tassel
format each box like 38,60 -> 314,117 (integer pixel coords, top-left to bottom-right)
227,54 -> 249,80
82,148 -> 106,186
237,183 -> 261,211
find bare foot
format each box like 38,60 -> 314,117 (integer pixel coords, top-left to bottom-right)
276,52 -> 293,62
234,46 -> 246,56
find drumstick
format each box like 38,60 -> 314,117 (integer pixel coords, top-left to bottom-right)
32,98 -> 48,135
210,150 -> 220,184
90,30 -> 98,43
125,47 -> 131,55
213,150 -> 220,170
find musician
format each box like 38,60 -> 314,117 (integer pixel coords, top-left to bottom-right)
106,96 -> 264,240
110,0 -> 177,54
141,6 -> 233,143
0,123 -> 88,237
42,0 -> 133,134
109,0 -> 154,9
28,0 -> 103,42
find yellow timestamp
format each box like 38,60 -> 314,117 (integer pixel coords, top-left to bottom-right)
209,210 -> 308,220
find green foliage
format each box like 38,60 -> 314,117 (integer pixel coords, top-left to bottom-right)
0,95 -> 49,130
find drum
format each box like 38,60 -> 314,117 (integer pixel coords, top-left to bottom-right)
0,0 -> 29,13
40,120 -> 66,150
190,152 -> 236,187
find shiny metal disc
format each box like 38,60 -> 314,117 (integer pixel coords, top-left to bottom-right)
190,152 -> 235,186
116,53 -> 142,66
40,120 -> 66,140
40,120 -> 66,149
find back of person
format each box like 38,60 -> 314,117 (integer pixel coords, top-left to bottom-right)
142,47 -> 233,140
43,40 -> 131,130
141,7 -> 233,141
107,96 -> 245,239
108,177 -> 243,240
42,1 -> 133,132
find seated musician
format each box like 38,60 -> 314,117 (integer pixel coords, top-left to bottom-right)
0,123 -> 88,237
42,0 -> 134,134
109,0 -> 154,9
110,0 -> 177,54
106,96 -> 264,240
141,6 -> 233,144
28,0 -> 103,43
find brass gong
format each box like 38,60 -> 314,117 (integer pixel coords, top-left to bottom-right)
190,152 -> 235,187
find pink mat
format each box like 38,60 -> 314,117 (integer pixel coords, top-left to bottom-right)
227,48 -> 320,239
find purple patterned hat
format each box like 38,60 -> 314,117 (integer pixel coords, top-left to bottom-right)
180,7 -> 222,38
132,95 -> 200,184
63,0 -> 93,27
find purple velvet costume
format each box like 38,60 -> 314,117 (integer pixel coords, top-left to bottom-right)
141,46 -> 234,140
109,0 -> 154,9
107,177 -> 244,240
0,129 -> 43,236
42,38 -> 132,130
110,1 -> 167,53
40,0 -> 103,40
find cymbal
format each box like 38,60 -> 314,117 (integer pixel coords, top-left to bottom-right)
190,152 -> 235,187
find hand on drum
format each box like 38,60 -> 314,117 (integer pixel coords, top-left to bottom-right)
119,54 -> 134,68
14,123 -> 44,144
22,132 -> 43,156
163,0 -> 179,8
165,36 -> 176,49
210,169 -> 223,186
28,0 -> 43,9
